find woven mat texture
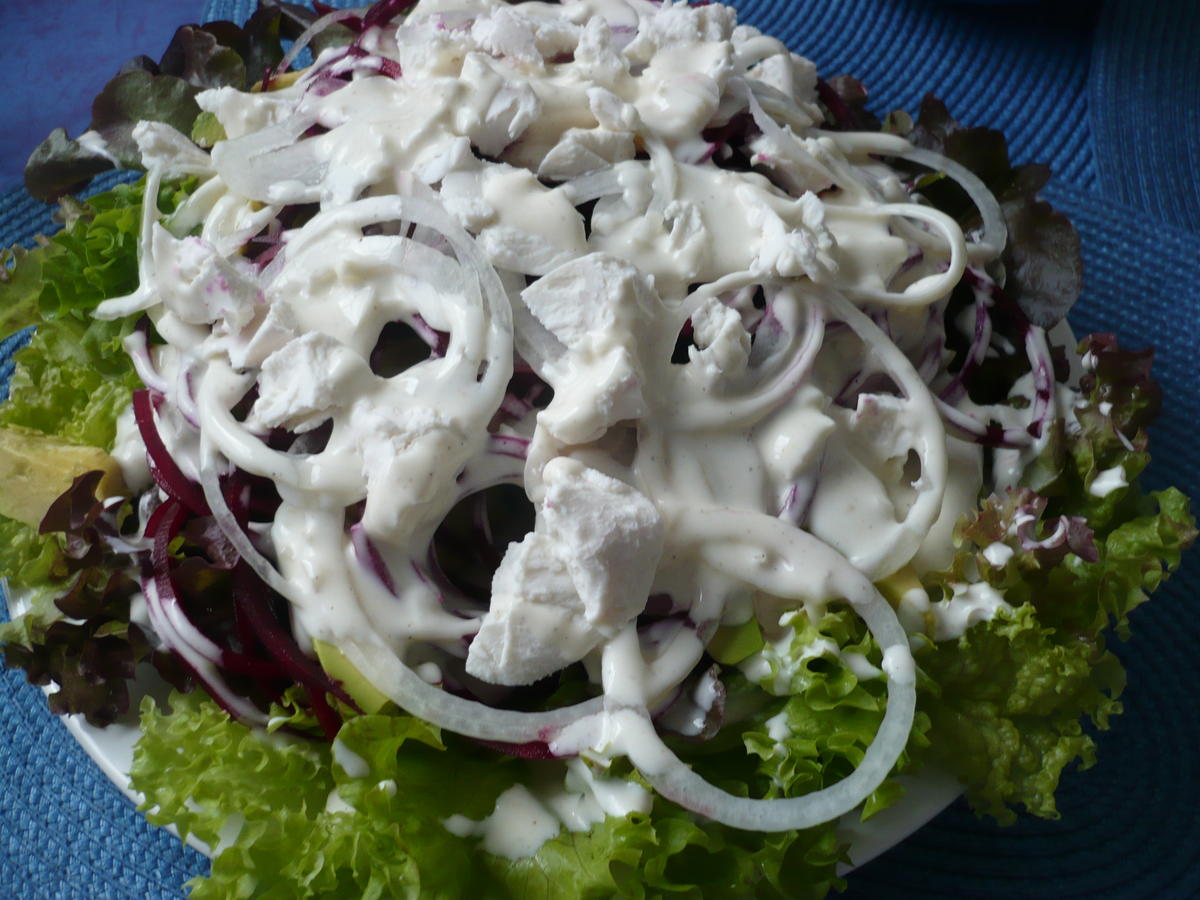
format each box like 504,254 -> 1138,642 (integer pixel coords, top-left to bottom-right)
1,0 -> 1196,896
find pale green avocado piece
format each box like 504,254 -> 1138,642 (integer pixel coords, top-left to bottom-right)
875,565 -> 923,607
0,425 -> 126,527
707,617 -> 765,665
313,639 -> 391,714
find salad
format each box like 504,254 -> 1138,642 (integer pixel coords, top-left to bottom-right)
0,0 -> 1194,897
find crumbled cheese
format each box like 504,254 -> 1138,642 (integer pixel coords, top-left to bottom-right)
252,332 -> 370,432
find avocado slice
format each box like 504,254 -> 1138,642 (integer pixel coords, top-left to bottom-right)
875,566 -> 924,607
313,638 -> 392,714
707,616 -> 766,665
0,426 -> 126,527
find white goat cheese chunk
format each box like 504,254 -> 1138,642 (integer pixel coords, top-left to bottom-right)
458,53 -> 542,157
466,532 -> 601,686
152,226 -> 262,331
224,300 -> 299,371
134,121 -> 215,176
467,459 -> 663,685
470,8 -> 543,66
253,333 -> 369,432
520,253 -> 657,443
573,17 -> 628,86
688,296 -> 751,382
541,457 -> 664,627
538,127 -> 636,179
623,4 -> 736,63
351,405 -> 470,540
196,86 -> 292,139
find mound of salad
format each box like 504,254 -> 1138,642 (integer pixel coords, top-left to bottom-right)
1,0 -> 1194,897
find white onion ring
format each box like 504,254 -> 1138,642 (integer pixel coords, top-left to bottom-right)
93,166 -> 165,320
663,286 -> 827,431
273,7 -> 370,83
197,436 -> 315,612
826,202 -> 967,308
338,635 -> 606,743
816,130 -> 1007,261
141,573 -> 267,725
616,509 -> 915,832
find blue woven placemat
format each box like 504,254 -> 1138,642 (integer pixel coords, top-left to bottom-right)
2,0 -> 1198,896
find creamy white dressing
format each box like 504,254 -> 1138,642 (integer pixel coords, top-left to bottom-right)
1090,464 -> 1128,497
982,541 -> 1015,567
441,758 -> 652,855
931,582 -> 1011,642
102,0 -> 1080,855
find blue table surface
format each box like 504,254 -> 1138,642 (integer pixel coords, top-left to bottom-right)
0,0 -> 202,195
1,0 -> 1198,898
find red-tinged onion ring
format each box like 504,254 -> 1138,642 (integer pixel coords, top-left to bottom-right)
613,508 -> 916,832
230,563 -> 358,710
143,499 -> 268,724
266,6 -> 370,89
196,440 -> 310,611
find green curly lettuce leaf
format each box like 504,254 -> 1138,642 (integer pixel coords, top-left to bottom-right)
919,478 -> 1193,821
914,329 -> 1194,826
915,603 -> 1124,824
737,608 -> 931,821
0,180 -> 155,592
130,689 -> 855,900
0,182 -> 153,597
0,179 -> 195,447
0,180 -> 199,724
0,317 -> 142,449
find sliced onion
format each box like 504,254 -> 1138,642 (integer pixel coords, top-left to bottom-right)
143,500 -> 268,724
664,286 -> 826,431
621,509 -> 916,832
1024,326 -> 1056,441
197,359 -> 365,502
737,79 -> 836,193
210,115 -> 325,206
827,202 -> 967,308
93,166 -> 164,320
934,396 -> 1031,449
272,191 -> 513,413
488,433 -> 529,460
938,275 -> 993,403
337,635 -> 605,743
267,7 -> 370,88
349,522 -> 398,594
231,562 -> 357,709
897,145 -> 1007,260
123,325 -> 170,394
817,130 -> 1007,261
198,436 -> 310,610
